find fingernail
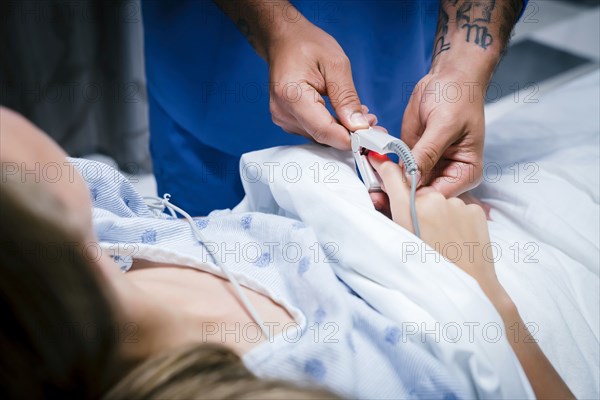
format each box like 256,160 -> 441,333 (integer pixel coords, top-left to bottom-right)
350,112 -> 369,128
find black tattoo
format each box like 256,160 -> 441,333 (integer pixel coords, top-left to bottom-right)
457,0 -> 495,24
433,7 -> 451,59
462,23 -> 494,49
457,2 -> 470,23
437,0 -> 523,53
446,0 -> 523,51
456,1 -> 496,49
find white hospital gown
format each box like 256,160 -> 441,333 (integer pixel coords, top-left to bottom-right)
72,157 -> 466,399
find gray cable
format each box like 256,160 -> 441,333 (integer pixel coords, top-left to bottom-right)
409,172 -> 421,238
389,140 -> 421,238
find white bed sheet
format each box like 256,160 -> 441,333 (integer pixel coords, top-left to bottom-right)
234,70 -> 599,398
475,70 -> 600,399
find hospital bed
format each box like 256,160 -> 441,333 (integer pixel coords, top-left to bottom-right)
235,69 -> 600,399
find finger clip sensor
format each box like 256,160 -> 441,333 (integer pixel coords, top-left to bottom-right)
350,127 -> 421,237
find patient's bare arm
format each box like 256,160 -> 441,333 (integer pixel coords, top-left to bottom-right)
367,152 -> 575,400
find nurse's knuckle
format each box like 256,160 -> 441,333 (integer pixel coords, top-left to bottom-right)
419,144 -> 441,170
328,54 -> 351,71
270,104 -> 284,121
333,88 -> 360,108
435,107 -> 459,124
469,164 -> 483,187
271,113 -> 282,126
272,79 -> 297,104
271,89 -> 284,105
310,121 -> 333,144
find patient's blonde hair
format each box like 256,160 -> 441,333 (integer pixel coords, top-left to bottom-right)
106,343 -> 337,400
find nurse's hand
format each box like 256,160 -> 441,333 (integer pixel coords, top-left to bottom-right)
401,69 -> 485,198
265,18 -> 371,149
215,0 -> 370,149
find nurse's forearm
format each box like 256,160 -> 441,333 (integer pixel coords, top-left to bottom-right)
431,0 -> 523,87
213,0 -> 303,60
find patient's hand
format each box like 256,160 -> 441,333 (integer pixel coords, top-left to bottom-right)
368,152 -> 508,304
368,137 -> 575,400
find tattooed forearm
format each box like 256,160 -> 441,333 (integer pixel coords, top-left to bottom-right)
214,0 -> 296,59
434,0 -> 523,55
433,6 -> 451,59
215,0 -> 266,56
458,0 -> 496,50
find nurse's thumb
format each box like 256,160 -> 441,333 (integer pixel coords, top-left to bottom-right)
410,130 -> 449,187
328,72 -> 369,132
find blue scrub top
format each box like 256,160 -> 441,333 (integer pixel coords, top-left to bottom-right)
141,0 -> 524,216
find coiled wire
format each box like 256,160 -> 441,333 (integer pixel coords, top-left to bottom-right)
388,141 -> 421,238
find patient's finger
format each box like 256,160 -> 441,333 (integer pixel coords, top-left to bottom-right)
416,186 -> 437,196
367,152 -> 414,231
370,191 -> 391,219
459,192 -> 491,220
